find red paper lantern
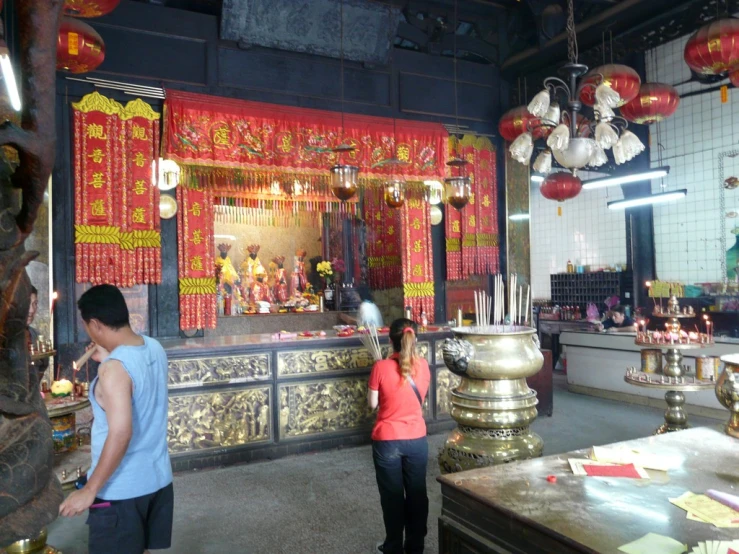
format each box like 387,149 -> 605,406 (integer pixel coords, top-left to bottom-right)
499,106 -> 554,141
540,172 -> 582,202
685,18 -> 739,76
57,17 -> 105,74
620,83 -> 680,125
579,64 -> 641,107
730,68 -> 739,88
64,0 -> 120,17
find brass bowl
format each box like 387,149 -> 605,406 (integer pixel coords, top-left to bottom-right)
5,528 -> 47,554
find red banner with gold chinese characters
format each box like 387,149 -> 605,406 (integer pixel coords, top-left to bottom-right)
364,185 -> 403,291
73,92 -> 162,287
162,90 -> 447,182
177,180 -> 217,330
445,201 -> 462,281
402,195 -> 434,322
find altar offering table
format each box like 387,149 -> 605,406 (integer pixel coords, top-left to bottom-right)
438,427 -> 739,554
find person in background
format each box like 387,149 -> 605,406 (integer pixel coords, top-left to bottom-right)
340,284 -> 383,328
59,284 -> 173,554
368,318 -> 430,554
27,285 -> 48,378
597,305 -> 636,333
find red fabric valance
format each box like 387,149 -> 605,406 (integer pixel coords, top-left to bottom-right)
162,90 -> 448,180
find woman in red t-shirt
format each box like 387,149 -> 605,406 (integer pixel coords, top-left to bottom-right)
368,318 -> 431,554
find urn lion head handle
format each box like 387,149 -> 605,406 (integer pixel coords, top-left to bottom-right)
442,338 -> 475,377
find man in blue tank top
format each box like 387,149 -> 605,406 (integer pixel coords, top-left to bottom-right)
60,284 -> 173,554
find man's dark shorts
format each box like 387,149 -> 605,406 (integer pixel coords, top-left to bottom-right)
86,483 -> 174,554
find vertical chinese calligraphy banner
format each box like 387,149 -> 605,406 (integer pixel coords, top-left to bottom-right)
73,92 -> 124,285
364,184 -> 403,291
120,99 -> 162,285
177,180 -> 216,330
473,137 -> 499,274
402,196 -> 434,322
73,92 -> 162,287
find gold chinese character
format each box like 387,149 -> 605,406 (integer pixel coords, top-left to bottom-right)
452,220 -> 460,233
89,172 -> 105,189
482,195 -> 491,208
376,239 -> 382,247
468,215 -> 476,228
131,207 -> 146,224
411,217 -> 421,231
375,212 -> 382,222
397,145 -> 410,162
90,199 -> 105,216
86,42 -> 102,55
412,264 -> 423,277
190,230 -> 204,245
469,193 -> 475,206
482,215 -> 490,227
86,123 -> 107,140
213,125 -> 231,146
134,152 -> 146,168
279,134 -> 293,153
133,180 -> 147,195
190,256 -> 203,272
387,225 -> 395,236
88,148 -> 104,163
413,240 -> 422,253
132,125 -> 148,141
189,202 -> 202,217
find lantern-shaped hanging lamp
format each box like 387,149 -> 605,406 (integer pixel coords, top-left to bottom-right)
498,106 -> 553,141
384,179 -> 406,209
429,205 -> 443,226
684,18 -> 739,76
423,180 -> 443,205
444,176 -> 471,210
57,17 -> 105,74
157,159 -> 180,191
579,64 -> 641,107
620,83 -> 680,125
330,164 -> 359,201
540,172 -> 582,202
63,0 -> 121,17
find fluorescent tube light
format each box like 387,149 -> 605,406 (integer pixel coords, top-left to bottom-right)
509,214 -> 530,221
582,166 -> 670,190
531,175 -> 544,183
607,189 -> 687,210
0,42 -> 20,111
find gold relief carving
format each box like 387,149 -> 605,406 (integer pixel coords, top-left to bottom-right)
278,342 -> 430,376
436,368 -> 461,416
168,353 -> 271,388
279,378 -> 374,438
435,341 -> 443,366
168,387 -> 271,453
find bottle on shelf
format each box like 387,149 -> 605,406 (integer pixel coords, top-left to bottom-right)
567,260 -> 574,274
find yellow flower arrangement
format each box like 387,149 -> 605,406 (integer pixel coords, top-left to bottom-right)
316,260 -> 333,278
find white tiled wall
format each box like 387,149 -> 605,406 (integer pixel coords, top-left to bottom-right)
530,182 -> 627,300
647,34 -> 739,284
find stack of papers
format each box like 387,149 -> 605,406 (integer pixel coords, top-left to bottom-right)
591,446 -> 681,471
688,541 -> 739,554
670,492 -> 739,528
618,533 -> 687,554
568,458 -> 649,479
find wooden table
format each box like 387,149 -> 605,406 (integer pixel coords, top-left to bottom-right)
438,427 -> 739,553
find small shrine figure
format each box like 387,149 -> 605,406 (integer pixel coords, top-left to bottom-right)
291,248 -> 308,295
241,244 -> 265,290
251,269 -> 273,303
267,260 -> 278,289
272,255 -> 289,304
215,243 -> 240,289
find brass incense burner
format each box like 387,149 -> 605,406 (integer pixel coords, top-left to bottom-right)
717,354 -> 739,439
439,325 -> 544,473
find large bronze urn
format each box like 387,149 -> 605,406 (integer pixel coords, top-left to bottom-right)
439,326 -> 544,473
717,354 -> 739,439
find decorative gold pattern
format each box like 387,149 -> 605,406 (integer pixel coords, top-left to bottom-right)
179,277 -> 217,295
278,378 -> 374,438
168,386 -> 271,453
168,353 -> 271,388
120,98 -> 161,121
74,225 -> 161,249
435,368 -> 461,416
277,342 -> 429,376
71,91 -> 123,115
403,282 -> 434,298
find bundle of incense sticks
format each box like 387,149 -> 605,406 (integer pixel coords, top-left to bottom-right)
474,290 -> 492,327
359,324 -> 383,361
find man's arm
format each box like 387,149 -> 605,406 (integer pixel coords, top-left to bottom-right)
608,324 -> 637,333
59,360 -> 133,517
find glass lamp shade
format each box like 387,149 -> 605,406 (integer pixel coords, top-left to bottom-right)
444,176 -> 471,210
384,179 -> 406,209
429,205 -> 443,226
423,180 -> 443,205
158,158 -> 180,190
330,164 -> 359,201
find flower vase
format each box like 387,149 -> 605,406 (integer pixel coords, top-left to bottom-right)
323,281 -> 335,311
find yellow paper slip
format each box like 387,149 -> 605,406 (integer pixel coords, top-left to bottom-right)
591,445 -> 680,472
618,532 -> 687,554
670,492 -> 739,529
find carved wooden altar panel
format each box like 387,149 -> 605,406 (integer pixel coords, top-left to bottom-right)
435,368 -> 461,417
168,353 -> 271,388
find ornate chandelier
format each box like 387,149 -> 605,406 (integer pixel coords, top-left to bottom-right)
508,0 -> 645,175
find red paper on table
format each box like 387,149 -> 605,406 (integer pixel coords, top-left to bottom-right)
728,549 -> 739,554
582,463 -> 643,478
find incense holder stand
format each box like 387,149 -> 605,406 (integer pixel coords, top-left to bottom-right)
717,355 -> 739,439
439,325 -> 544,474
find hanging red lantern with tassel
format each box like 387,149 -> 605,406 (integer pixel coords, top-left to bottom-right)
498,106 -> 552,142
63,0 -> 120,17
620,83 -> 680,125
540,172 -> 582,202
57,17 -> 106,74
684,18 -> 739,76
579,64 -> 641,107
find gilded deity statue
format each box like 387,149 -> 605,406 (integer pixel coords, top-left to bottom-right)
272,255 -> 289,304
291,248 -> 308,296
251,269 -> 273,304
240,243 -> 265,290
215,243 -> 240,290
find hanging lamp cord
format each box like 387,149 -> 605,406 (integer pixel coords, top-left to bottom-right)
566,0 -> 578,65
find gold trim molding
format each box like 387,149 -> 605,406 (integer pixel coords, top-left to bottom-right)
168,353 -> 271,388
